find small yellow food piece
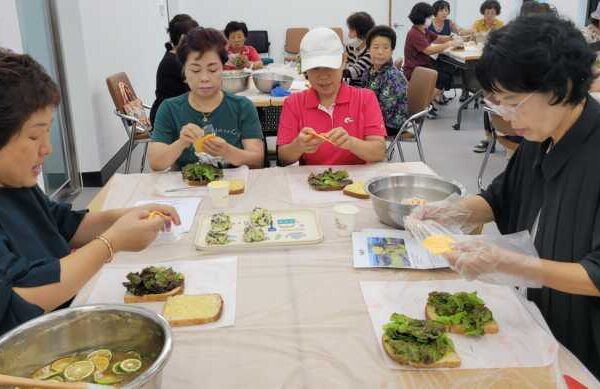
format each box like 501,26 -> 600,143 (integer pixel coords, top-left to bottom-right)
401,197 -> 428,206
148,211 -> 168,219
194,134 -> 217,153
422,235 -> 455,255
229,179 -> 245,195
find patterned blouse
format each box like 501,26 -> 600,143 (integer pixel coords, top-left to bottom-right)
360,61 -> 409,131
582,24 -> 600,44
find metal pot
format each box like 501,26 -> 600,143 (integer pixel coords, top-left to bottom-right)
221,71 -> 251,93
366,173 -> 465,229
0,304 -> 172,389
252,72 -> 294,93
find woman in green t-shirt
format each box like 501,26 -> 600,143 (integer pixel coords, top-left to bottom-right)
148,28 -> 264,170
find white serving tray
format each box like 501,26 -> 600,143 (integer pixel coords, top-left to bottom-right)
195,208 -> 323,252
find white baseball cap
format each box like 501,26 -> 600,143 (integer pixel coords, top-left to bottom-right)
300,27 -> 344,72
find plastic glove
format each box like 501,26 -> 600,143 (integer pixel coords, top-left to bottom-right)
404,194 -> 475,238
445,235 -> 542,287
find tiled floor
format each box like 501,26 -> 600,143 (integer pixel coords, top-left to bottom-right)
71,94 -> 509,214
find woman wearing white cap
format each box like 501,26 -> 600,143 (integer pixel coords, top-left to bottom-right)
277,27 -> 387,166
583,3 -> 600,44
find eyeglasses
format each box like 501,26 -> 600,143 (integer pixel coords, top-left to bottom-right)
484,93 -> 533,121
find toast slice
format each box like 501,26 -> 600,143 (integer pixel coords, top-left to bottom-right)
343,181 -> 369,199
124,284 -> 184,303
382,334 -> 461,368
312,185 -> 345,191
229,179 -> 245,195
163,293 -> 223,327
425,304 -> 499,334
185,179 -> 209,187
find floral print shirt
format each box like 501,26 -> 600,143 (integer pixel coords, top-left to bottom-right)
360,61 -> 409,131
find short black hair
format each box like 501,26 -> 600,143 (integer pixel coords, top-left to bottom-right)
519,1 -> 557,17
177,27 -> 229,65
0,51 -> 60,149
480,0 -> 501,15
476,15 -> 594,106
433,0 -> 451,16
224,21 -> 248,39
166,15 -> 199,50
366,25 -> 397,50
409,3 -> 434,25
346,12 -> 375,39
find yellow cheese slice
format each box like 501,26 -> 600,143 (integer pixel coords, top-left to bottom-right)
422,235 -> 455,255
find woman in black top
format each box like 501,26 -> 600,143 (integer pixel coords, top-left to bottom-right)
0,51 -> 180,335
149,14 -> 199,125
409,15 -> 600,378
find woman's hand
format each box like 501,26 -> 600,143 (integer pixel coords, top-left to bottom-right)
407,195 -> 473,228
294,127 -> 324,154
325,127 -> 354,150
102,209 -> 168,252
179,123 -> 204,147
202,136 -> 231,157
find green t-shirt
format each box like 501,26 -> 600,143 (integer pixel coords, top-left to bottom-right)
152,92 -> 263,168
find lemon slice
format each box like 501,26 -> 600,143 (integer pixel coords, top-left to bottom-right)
46,376 -> 65,383
31,365 -> 59,380
50,356 -> 78,373
94,371 -> 124,385
119,358 -> 142,373
112,362 -> 126,375
422,235 -> 455,255
90,355 -> 110,373
64,360 -> 95,382
87,349 -> 112,361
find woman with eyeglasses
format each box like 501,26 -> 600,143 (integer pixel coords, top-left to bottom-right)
408,15 -> 600,378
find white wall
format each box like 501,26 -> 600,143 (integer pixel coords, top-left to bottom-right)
552,0 -> 587,25
0,0 -> 22,52
170,0 -> 389,63
54,0 -> 169,172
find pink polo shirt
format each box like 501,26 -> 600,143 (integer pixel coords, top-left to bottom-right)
276,83 -> 386,165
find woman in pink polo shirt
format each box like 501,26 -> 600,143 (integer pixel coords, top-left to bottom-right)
277,27 -> 387,166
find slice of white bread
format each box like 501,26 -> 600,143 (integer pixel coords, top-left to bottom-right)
425,304 -> 499,334
382,335 -> 461,368
124,284 -> 184,304
229,179 -> 245,195
343,181 -> 369,199
163,293 -> 223,327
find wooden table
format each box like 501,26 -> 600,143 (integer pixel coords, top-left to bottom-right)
79,163 -> 599,389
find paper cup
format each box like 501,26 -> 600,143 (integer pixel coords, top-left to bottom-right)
333,204 -> 359,237
208,180 -> 230,208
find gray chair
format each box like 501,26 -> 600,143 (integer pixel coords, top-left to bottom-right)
477,106 -> 520,191
106,72 -> 152,173
386,66 -> 438,163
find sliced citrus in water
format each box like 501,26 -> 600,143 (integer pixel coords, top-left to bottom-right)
45,376 -> 65,382
125,351 -> 142,360
94,371 -> 124,385
90,355 -> 110,372
50,356 -> 78,373
112,362 -> 126,375
119,358 -> 142,373
31,364 -> 59,380
87,349 -> 112,361
64,360 -> 95,382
